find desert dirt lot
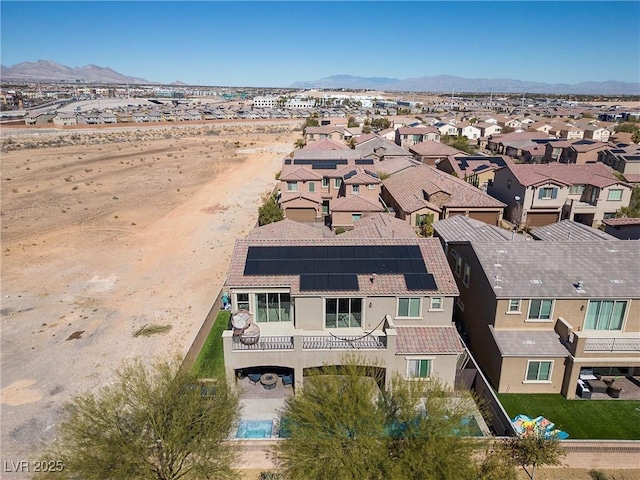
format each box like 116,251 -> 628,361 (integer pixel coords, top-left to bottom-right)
0,121 -> 299,474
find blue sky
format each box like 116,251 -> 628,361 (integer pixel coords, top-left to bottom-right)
1,1 -> 639,87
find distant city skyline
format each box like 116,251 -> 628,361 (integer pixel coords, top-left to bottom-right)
2,1 -> 639,88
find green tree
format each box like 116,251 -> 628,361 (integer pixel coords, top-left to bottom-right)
294,138 -> 306,149
273,356 -> 507,480
371,117 -> 391,130
614,122 -> 639,134
362,125 -> 372,134
39,356 -> 240,480
418,214 -> 434,237
259,194 -> 284,226
347,116 -> 359,128
504,434 -> 565,480
303,116 -> 319,130
441,134 -> 477,154
632,129 -> 640,143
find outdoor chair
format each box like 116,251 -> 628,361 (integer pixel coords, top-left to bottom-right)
282,374 -> 293,388
247,373 -> 262,385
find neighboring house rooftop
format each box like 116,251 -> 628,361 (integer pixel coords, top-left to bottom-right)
490,327 -> 569,357
601,217 -> 640,227
530,219 -> 617,242
445,155 -> 512,178
355,137 -> 413,158
227,238 -> 460,297
433,215 -> 529,244
409,140 -> 467,157
247,219 -> 331,240
340,213 -> 418,239
506,163 -> 625,188
302,138 -> 349,151
383,165 -> 507,213
468,241 -> 639,298
331,195 -> 383,212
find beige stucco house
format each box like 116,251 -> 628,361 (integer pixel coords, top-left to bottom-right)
222,229 -> 464,390
433,219 -> 639,399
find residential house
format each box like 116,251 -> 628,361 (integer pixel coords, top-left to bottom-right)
409,141 -> 467,166
99,112 -> 117,124
382,164 -> 507,228
456,122 -> 482,143
222,228 -> 463,390
486,131 -> 550,156
475,122 -> 502,138
395,127 -> 441,148
543,139 -> 611,164
488,162 -> 633,228
551,124 -> 585,140
52,112 -> 77,126
582,124 -> 611,142
602,218 -> 640,240
437,155 -> 512,191
114,112 -> 133,123
77,112 -> 102,124
305,126 -> 346,143
598,143 -> 640,182
433,122 -> 459,137
431,229 -> 639,399
132,112 -> 149,123
24,112 -> 55,125
529,219 -> 617,242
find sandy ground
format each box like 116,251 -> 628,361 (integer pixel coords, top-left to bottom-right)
0,122 -> 299,476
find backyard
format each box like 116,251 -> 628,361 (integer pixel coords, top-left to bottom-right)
191,310 -> 230,379
498,393 -> 640,440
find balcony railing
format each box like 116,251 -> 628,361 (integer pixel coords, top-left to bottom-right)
583,337 -> 640,352
302,335 -> 386,350
232,336 -> 294,351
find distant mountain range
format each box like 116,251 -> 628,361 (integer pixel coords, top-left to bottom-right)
291,74 -> 640,95
1,60 -> 150,84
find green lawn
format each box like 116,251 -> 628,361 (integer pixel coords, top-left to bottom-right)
191,311 -> 230,379
498,393 -> 640,440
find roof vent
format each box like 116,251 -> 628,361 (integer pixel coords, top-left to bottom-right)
575,280 -> 585,292
530,279 -> 543,285
610,279 -> 623,284
370,273 -> 377,284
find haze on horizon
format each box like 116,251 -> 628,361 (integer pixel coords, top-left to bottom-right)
1,1 -> 639,88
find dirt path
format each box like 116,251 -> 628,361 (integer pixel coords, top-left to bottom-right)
0,124 -> 298,474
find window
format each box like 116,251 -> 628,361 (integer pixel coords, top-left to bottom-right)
398,298 -> 421,317
325,298 -> 362,328
526,361 -> 552,382
607,189 -> 623,201
322,200 -> 330,215
508,299 -> 521,313
286,181 -> 298,192
236,293 -> 250,311
368,184 -> 376,190
585,300 -> 626,331
322,177 -> 329,188
569,185 -> 585,195
538,187 -> 558,200
407,359 -> 432,379
352,213 -> 362,222
334,178 -> 342,189
429,297 -> 442,310
527,299 -> 553,321
308,181 -> 316,193
603,212 -> 616,219
463,264 -> 471,287
352,184 -> 360,194
255,293 -> 291,322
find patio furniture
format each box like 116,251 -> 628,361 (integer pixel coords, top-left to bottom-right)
239,323 -> 260,345
281,374 -> 293,388
261,373 -> 278,390
607,383 -> 622,399
247,373 -> 262,385
576,379 -> 591,399
588,379 -> 608,394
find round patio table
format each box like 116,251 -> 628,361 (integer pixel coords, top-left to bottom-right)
260,373 -> 278,388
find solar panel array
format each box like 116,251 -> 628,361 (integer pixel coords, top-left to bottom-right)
244,245 -> 436,291
355,159 -> 375,165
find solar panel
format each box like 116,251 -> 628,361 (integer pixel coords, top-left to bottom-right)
284,159 -> 291,165
355,159 -> 374,165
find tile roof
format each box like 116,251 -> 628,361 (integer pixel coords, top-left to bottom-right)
226,237 -> 459,297
395,326 -> 464,354
396,126 -> 440,135
624,173 -> 640,184
303,138 -> 349,151
409,140 -> 467,157
489,131 -> 549,142
340,213 -> 418,239
280,167 -> 323,181
507,163 -> 624,188
331,196 -> 383,212
602,217 -> 640,226
433,215 -> 529,243
445,155 -> 512,178
530,220 -> 617,242
355,137 -> 412,157
490,327 -> 569,357
383,165 -> 506,213
470,241 -> 639,299
247,219 -> 330,240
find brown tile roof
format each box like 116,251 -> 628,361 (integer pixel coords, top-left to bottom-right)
331,195 -> 383,212
601,217 -> 640,226
341,213 -> 417,239
305,126 -> 346,134
280,192 -> 321,205
353,133 -> 379,145
396,126 -> 440,135
395,326 -> 464,354
409,140 -> 467,157
280,167 -> 323,181
247,219 -> 330,239
489,131 -> 549,142
623,173 -> 640,183
507,163 -> 625,188
383,165 -> 506,213
226,237 -> 459,296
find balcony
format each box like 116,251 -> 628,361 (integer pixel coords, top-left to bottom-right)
584,337 -> 640,353
556,318 -> 640,357
233,336 -> 294,351
302,334 -> 386,350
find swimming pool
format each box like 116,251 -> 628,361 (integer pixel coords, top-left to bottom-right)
236,420 -> 274,439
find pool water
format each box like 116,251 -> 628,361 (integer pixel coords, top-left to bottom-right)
236,420 -> 273,439
461,415 -> 484,437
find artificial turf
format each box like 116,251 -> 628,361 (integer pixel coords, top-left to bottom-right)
191,310 -> 230,380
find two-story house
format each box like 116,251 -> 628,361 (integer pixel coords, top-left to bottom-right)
543,139 -> 610,164
433,218 -> 639,399
488,163 -> 632,228
409,141 -> 467,166
598,143 -> 640,184
394,127 -> 441,148
222,231 -> 463,390
437,155 -> 513,191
